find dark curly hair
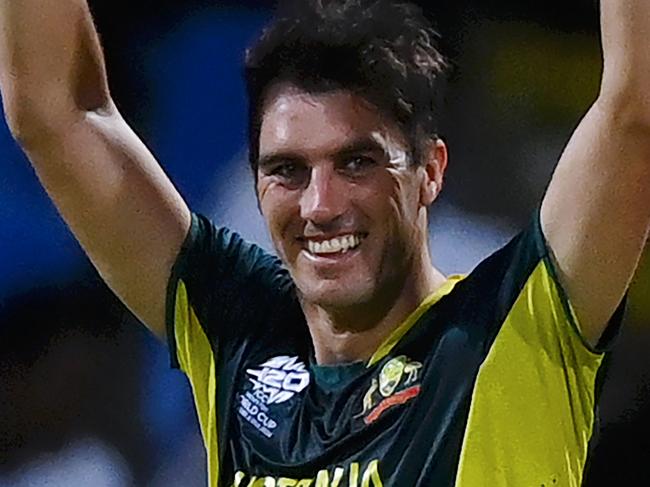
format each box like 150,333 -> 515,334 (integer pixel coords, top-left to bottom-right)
244,0 -> 448,179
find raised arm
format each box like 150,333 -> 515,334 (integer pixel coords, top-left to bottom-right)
541,0 -> 650,346
0,0 -> 191,338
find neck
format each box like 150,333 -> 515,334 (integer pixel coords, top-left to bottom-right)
304,253 -> 447,366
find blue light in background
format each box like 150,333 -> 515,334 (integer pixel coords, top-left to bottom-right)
141,6 -> 270,212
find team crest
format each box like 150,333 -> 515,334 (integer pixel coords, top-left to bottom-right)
237,355 -> 310,438
358,355 -> 422,425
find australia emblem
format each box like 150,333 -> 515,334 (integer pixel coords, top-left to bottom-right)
358,355 -> 422,425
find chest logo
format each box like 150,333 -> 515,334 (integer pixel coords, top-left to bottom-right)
246,355 -> 310,405
359,355 -> 422,425
238,355 -> 310,439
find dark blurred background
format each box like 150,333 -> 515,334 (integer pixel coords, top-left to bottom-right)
1,0 -> 648,485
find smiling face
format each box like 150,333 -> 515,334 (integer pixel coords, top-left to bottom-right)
257,84 -> 445,314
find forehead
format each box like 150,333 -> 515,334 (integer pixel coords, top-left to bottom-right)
259,84 -> 405,157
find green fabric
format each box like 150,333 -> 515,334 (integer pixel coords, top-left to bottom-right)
311,360 -> 366,391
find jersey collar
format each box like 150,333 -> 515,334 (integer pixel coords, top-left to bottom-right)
366,275 -> 465,367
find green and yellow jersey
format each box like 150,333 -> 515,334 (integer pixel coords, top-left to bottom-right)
166,212 -> 622,486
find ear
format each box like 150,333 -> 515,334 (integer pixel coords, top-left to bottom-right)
419,138 -> 448,207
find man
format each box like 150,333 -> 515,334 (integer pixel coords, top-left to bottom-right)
0,0 -> 648,485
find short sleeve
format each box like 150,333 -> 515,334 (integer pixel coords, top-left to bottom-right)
529,209 -> 625,354
165,213 -> 295,370
163,215 -> 299,486
454,209 -> 626,486
465,208 -> 625,356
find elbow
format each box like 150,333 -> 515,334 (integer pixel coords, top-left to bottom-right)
4,110 -> 46,149
3,96 -> 56,148
3,94 -> 84,150
2,72 -> 114,148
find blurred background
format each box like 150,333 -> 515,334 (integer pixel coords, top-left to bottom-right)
1,0 -> 648,485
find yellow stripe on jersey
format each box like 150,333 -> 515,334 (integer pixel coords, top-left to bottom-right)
454,260 -> 604,487
367,275 -> 465,368
174,279 -> 220,487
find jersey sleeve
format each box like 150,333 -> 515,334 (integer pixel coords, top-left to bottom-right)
165,212 -> 295,370
454,209 -> 625,486
523,209 -> 624,353
164,213 -> 298,487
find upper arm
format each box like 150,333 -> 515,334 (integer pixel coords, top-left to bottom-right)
21,104 -> 191,339
541,97 -> 650,346
539,1 -> 650,347
1,0 -> 191,339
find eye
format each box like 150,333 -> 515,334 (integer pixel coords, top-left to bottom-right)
266,161 -> 309,187
271,162 -> 299,178
342,155 -> 377,173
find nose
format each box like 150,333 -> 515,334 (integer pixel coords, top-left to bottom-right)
300,164 -> 348,225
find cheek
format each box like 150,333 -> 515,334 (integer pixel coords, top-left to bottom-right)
257,182 -> 279,226
384,169 -> 421,220
258,183 -> 299,238
257,176 -> 272,207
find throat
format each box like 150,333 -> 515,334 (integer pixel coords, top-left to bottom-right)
303,291 -> 402,365
303,267 -> 448,365
308,319 -> 386,365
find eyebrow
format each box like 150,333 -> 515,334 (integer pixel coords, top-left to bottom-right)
258,152 -> 304,171
258,136 -> 388,169
336,137 -> 388,158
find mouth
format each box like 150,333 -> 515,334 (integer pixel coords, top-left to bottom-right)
301,233 -> 367,257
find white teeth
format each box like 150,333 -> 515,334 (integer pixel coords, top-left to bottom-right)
307,234 -> 362,255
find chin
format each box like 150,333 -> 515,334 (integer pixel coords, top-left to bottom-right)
298,278 -> 376,310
